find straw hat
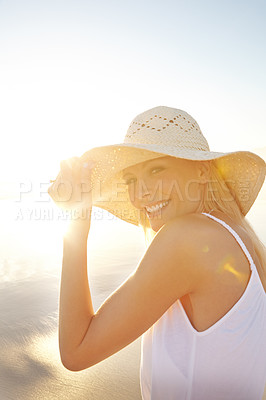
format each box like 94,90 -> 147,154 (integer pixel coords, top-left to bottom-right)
80,106 -> 265,225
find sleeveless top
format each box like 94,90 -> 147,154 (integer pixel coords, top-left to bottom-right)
140,213 -> 266,400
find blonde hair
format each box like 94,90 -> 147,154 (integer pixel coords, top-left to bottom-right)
138,159 -> 266,279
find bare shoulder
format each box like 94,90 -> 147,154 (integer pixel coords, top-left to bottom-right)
162,211 -> 213,231
145,212 -> 215,276
172,211 -> 254,280
152,212 -> 235,274
153,212 -> 214,249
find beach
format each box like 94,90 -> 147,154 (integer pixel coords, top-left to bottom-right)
0,200 -> 145,399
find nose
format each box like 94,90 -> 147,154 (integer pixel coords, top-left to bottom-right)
134,178 -> 153,202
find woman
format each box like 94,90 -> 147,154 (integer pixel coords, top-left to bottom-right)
48,106 -> 266,399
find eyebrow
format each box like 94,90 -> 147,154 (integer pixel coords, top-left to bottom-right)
122,158 -> 165,178
122,169 -> 135,179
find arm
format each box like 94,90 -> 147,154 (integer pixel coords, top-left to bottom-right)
48,156 -> 96,366
59,218 -> 94,368
60,214 -> 208,371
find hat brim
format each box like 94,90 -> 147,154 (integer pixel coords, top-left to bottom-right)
81,143 -> 265,225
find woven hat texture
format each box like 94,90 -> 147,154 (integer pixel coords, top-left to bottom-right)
80,106 -> 265,225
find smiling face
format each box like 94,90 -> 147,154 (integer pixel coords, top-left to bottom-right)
122,156 -> 209,231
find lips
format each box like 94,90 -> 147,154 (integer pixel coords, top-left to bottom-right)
145,200 -> 170,216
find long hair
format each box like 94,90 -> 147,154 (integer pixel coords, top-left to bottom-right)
138,159 -> 266,279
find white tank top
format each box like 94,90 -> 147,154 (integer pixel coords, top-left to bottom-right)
140,213 -> 266,400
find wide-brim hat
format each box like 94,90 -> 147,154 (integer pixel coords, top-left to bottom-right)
80,106 -> 265,226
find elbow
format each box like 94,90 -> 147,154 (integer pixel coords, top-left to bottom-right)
61,359 -> 81,372
60,352 -> 81,372
60,349 -> 94,372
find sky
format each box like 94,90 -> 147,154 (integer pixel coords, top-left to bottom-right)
0,0 -> 265,193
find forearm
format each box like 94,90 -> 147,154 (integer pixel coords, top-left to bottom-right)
59,218 -> 94,365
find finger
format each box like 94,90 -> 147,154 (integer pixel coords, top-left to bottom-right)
60,160 -> 70,170
60,161 -> 72,180
60,160 -> 80,182
65,156 -> 80,167
81,160 -> 96,179
60,157 -> 81,172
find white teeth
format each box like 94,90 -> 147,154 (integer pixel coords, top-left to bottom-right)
146,201 -> 169,213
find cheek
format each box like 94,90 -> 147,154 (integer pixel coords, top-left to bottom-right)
162,176 -> 193,202
162,177 -> 183,199
179,175 -> 201,201
127,185 -> 138,207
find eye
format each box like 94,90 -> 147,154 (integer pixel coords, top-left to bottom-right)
150,167 -> 164,175
123,166 -> 164,185
124,177 -> 137,186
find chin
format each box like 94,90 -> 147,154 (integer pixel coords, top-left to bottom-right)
149,218 -> 165,232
